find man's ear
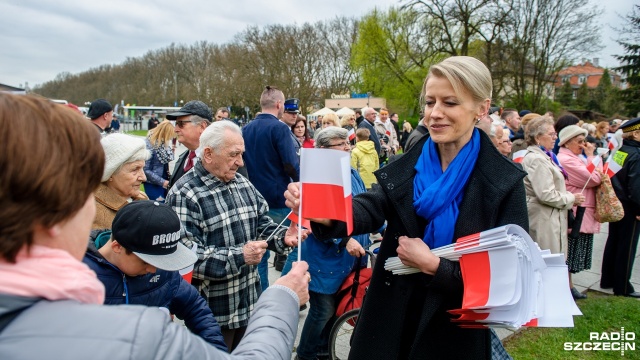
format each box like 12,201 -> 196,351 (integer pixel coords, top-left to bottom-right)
202,147 -> 214,164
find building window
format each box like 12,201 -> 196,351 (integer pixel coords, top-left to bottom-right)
572,90 -> 577,99
578,75 -> 587,84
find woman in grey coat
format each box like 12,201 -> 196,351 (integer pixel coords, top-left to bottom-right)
0,94 -> 310,360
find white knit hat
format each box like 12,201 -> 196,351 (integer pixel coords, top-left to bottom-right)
100,134 -> 150,182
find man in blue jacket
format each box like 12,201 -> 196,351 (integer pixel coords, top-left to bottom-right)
83,200 -> 228,351
242,86 -> 300,291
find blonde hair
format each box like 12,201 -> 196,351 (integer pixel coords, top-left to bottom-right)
149,120 -> 175,148
403,122 -> 413,132
340,114 -> 355,127
322,113 -> 339,127
422,56 -> 492,107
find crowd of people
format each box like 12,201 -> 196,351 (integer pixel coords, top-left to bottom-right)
0,54 -> 639,360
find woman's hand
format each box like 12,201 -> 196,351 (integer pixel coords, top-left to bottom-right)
396,236 -> 440,275
346,238 -> 365,257
584,142 -> 596,157
284,182 -> 333,226
573,193 -> 586,206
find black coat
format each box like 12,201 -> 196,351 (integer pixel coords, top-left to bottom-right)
313,131 -> 528,359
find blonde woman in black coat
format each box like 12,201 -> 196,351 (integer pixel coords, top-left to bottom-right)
285,56 -> 528,359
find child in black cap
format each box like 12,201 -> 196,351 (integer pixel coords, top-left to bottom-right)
83,200 -> 228,351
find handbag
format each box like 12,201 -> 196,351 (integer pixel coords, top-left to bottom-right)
335,264 -> 372,325
594,173 -> 624,223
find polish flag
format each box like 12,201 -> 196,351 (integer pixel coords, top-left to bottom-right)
179,242 -> 198,283
300,148 -> 353,234
586,156 -> 602,173
459,246 -> 519,309
287,211 -> 312,229
603,155 -> 622,178
607,133 -> 619,151
512,150 -> 527,163
347,128 -> 356,141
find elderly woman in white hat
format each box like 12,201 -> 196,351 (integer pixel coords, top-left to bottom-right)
93,134 -> 150,229
557,125 -> 603,299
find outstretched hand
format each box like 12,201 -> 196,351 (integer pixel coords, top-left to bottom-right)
284,223 -> 311,247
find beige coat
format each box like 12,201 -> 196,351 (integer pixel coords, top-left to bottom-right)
93,183 -> 148,229
522,146 -> 575,256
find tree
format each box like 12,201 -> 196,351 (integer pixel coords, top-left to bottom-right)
502,0 -> 601,112
575,82 -> 590,109
614,5 -> 640,117
556,79 -> 574,107
351,7 -> 441,115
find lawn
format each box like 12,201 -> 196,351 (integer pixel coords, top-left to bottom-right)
125,130 -> 148,137
504,291 -> 640,359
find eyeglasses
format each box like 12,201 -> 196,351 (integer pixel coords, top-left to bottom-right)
575,139 -> 585,144
327,141 -> 351,148
175,120 -> 194,128
546,131 -> 557,138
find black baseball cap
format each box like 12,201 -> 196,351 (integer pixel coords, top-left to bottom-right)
166,100 -> 213,122
284,98 -> 300,114
87,99 -> 113,119
112,201 -> 197,271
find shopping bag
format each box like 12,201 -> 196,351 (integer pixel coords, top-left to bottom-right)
594,174 -> 624,223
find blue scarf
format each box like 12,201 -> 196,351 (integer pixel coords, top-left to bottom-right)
413,129 -> 480,249
541,146 -> 568,179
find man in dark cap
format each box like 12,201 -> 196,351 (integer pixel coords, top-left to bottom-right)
601,117 -> 640,298
282,98 -> 300,127
166,100 -> 212,188
87,98 -> 113,137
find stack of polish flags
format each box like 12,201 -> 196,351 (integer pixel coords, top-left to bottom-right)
385,225 -> 581,328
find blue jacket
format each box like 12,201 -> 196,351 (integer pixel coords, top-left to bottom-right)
304,168 -> 370,294
242,113 -> 300,208
83,231 -> 227,351
144,138 -> 168,187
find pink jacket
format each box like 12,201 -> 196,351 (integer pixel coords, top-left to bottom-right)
557,147 -> 602,234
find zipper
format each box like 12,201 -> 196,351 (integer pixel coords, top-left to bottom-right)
122,274 -> 129,304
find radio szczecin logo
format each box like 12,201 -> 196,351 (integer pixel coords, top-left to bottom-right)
564,328 -> 636,356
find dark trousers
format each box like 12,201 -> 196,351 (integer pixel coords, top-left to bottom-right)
601,213 -> 640,295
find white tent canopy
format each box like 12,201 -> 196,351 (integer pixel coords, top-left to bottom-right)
335,107 -> 355,116
310,107 -> 336,116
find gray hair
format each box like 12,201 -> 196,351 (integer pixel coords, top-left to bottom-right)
315,127 -> 348,148
525,116 -> 554,146
199,120 -> 242,154
190,114 -> 211,126
488,121 -> 503,138
581,122 -> 596,135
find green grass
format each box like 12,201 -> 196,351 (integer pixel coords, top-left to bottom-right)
125,130 -> 148,137
504,291 -> 640,359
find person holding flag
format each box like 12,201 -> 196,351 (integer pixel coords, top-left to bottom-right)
340,114 -> 357,146
557,125 -> 603,299
601,117 -> 640,298
285,56 -> 528,360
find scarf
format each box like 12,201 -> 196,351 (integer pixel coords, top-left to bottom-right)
0,245 -> 105,304
541,146 -> 568,179
413,129 -> 480,249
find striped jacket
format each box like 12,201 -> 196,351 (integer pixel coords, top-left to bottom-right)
166,161 -> 289,329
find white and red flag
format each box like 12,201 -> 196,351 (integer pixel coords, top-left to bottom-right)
179,243 -> 198,283
512,150 -> 527,163
603,154 -> 623,178
287,211 -> 312,229
586,156 -> 602,173
347,128 -> 356,141
299,148 -> 353,234
607,133 -> 619,151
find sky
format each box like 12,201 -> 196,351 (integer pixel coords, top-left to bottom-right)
0,0 -> 636,89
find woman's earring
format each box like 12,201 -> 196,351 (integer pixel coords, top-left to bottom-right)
476,118 -> 481,124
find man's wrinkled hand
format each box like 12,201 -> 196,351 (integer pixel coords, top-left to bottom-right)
274,261 -> 310,306
243,240 -> 267,265
284,223 -> 311,247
